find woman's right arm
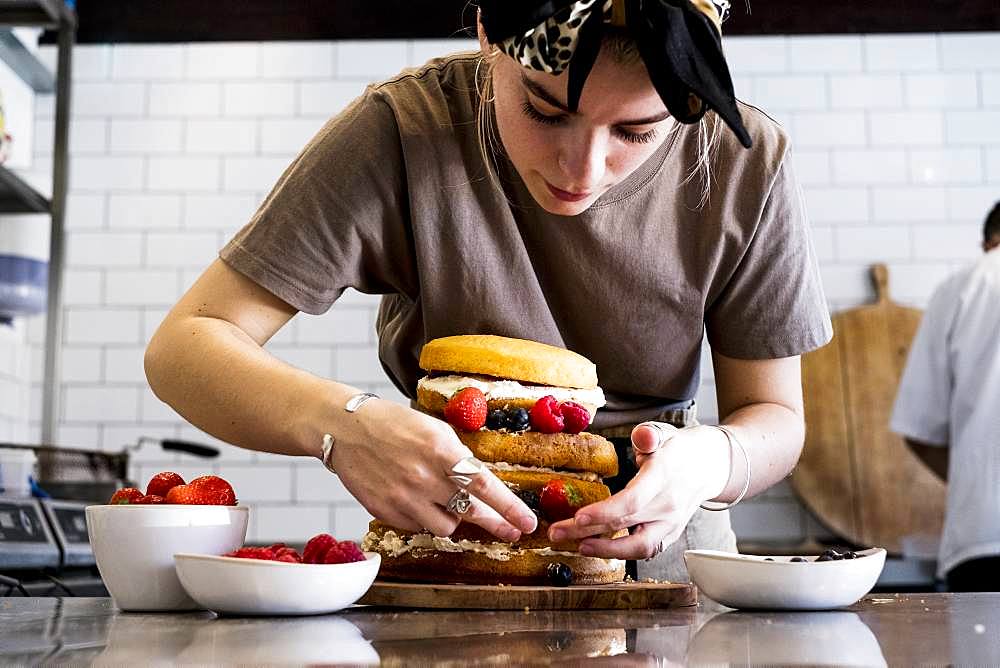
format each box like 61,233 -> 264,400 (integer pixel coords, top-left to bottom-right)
144,258 -> 536,540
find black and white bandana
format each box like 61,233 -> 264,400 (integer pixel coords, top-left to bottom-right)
479,0 -> 751,149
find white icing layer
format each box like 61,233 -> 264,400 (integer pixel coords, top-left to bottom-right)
363,530 -> 625,568
418,374 -> 605,417
488,461 -> 600,483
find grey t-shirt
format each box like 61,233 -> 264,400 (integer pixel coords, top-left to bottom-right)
220,53 -> 832,430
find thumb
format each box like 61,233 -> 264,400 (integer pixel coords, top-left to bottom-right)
630,422 -> 678,454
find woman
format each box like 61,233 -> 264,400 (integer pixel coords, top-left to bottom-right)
145,0 -> 831,581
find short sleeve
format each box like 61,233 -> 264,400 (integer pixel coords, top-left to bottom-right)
220,89 -> 416,315
705,154 -> 833,359
890,280 -> 960,447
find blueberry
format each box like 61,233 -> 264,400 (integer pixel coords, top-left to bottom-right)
790,557 -> 807,563
516,489 -> 541,512
547,562 -> 573,587
817,554 -> 834,561
764,557 -> 774,561
843,551 -> 858,559
486,409 -> 505,430
502,408 -> 530,432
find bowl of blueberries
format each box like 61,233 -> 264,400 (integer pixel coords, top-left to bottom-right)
684,547 -> 886,610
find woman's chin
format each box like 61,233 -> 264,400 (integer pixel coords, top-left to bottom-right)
530,188 -> 597,217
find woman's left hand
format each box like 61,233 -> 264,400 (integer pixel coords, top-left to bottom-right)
547,423 -> 729,560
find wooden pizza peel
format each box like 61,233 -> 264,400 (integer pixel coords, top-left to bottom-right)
790,264 -> 946,555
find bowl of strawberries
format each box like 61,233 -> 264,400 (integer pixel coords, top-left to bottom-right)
86,472 -> 247,612
174,532 -> 380,616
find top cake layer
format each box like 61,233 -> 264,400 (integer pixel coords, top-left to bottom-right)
419,335 -> 599,390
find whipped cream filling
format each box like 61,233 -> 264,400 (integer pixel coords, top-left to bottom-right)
488,461 -> 600,483
362,530 -> 624,568
418,374 -> 606,416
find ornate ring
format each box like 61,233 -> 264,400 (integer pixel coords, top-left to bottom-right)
447,456 -> 486,489
446,489 -> 472,515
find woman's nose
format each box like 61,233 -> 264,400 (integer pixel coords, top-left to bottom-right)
557,134 -> 606,190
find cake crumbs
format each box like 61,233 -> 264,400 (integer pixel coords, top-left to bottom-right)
524,606 -> 531,614
870,598 -> 896,605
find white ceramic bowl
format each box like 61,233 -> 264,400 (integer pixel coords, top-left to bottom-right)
684,548 -> 886,610
86,504 -> 248,612
173,552 -> 381,615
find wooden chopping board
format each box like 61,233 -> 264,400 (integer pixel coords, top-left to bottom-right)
358,580 -> 696,609
790,264 -> 946,555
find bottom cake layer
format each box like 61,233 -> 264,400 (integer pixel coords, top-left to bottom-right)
362,523 -> 626,586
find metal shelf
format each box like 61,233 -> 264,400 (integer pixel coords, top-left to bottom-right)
0,28 -> 54,91
0,163 -> 49,212
0,0 -> 74,28
0,0 -> 74,445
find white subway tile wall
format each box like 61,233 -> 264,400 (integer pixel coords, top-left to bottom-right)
0,33 -> 993,548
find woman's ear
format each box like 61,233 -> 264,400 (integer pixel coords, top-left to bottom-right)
476,9 -> 492,55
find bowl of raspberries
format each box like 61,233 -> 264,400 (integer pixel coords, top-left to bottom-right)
87,472 -> 247,612
173,532 -> 379,616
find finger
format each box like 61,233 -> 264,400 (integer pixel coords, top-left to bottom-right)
463,468 -> 538,534
409,501 -> 460,538
578,520 -> 678,560
631,421 -> 677,454
549,462 -> 664,540
455,496 -> 524,542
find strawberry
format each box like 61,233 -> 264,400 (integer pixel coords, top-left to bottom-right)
109,487 -> 143,505
529,396 -> 564,433
146,471 -> 185,498
323,540 -> 366,564
444,387 -> 488,431
303,533 -> 337,564
539,479 -> 584,522
559,401 -> 591,434
165,475 -> 237,505
135,494 -> 166,504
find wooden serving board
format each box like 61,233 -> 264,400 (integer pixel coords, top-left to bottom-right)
791,264 -> 946,555
358,580 -> 697,610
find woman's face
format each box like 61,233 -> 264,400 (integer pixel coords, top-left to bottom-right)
489,45 -> 674,216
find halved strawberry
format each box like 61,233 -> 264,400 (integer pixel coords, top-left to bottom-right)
444,387 -> 488,432
539,479 -> 584,522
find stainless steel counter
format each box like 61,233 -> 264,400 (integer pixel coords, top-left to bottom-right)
2,594 -> 998,665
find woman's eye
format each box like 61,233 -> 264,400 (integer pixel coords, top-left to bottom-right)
614,127 -> 658,144
521,101 -> 565,126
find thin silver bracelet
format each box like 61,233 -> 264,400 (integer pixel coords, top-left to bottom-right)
320,391 -> 381,474
699,424 -> 751,511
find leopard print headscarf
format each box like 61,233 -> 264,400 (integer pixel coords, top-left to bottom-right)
478,0 -> 751,149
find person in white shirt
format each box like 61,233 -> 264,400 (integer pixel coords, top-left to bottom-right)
891,201 -> 1000,592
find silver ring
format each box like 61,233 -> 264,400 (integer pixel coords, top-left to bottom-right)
634,421 -> 671,454
645,538 -> 667,561
446,489 -> 472,515
447,456 -> 486,489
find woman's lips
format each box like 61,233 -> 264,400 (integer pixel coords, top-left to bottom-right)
545,180 -> 591,203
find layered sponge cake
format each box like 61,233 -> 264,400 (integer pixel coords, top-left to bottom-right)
362,335 -> 626,586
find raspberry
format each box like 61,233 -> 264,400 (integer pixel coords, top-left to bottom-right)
303,533 -> 337,564
559,402 -> 591,434
225,546 -> 275,560
275,554 -> 300,563
323,540 -> 366,564
529,396 -> 564,433
444,387 -> 488,432
273,546 -> 303,562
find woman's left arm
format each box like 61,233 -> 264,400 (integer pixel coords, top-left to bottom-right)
547,352 -> 806,559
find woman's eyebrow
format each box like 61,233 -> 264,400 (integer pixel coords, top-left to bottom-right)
520,73 -> 670,125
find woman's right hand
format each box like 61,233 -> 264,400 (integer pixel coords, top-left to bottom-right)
328,398 -> 538,541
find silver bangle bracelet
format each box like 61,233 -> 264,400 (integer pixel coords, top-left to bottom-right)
320,391 -> 381,474
699,424 -> 751,512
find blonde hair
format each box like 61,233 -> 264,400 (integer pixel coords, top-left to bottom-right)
475,32 -> 723,210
